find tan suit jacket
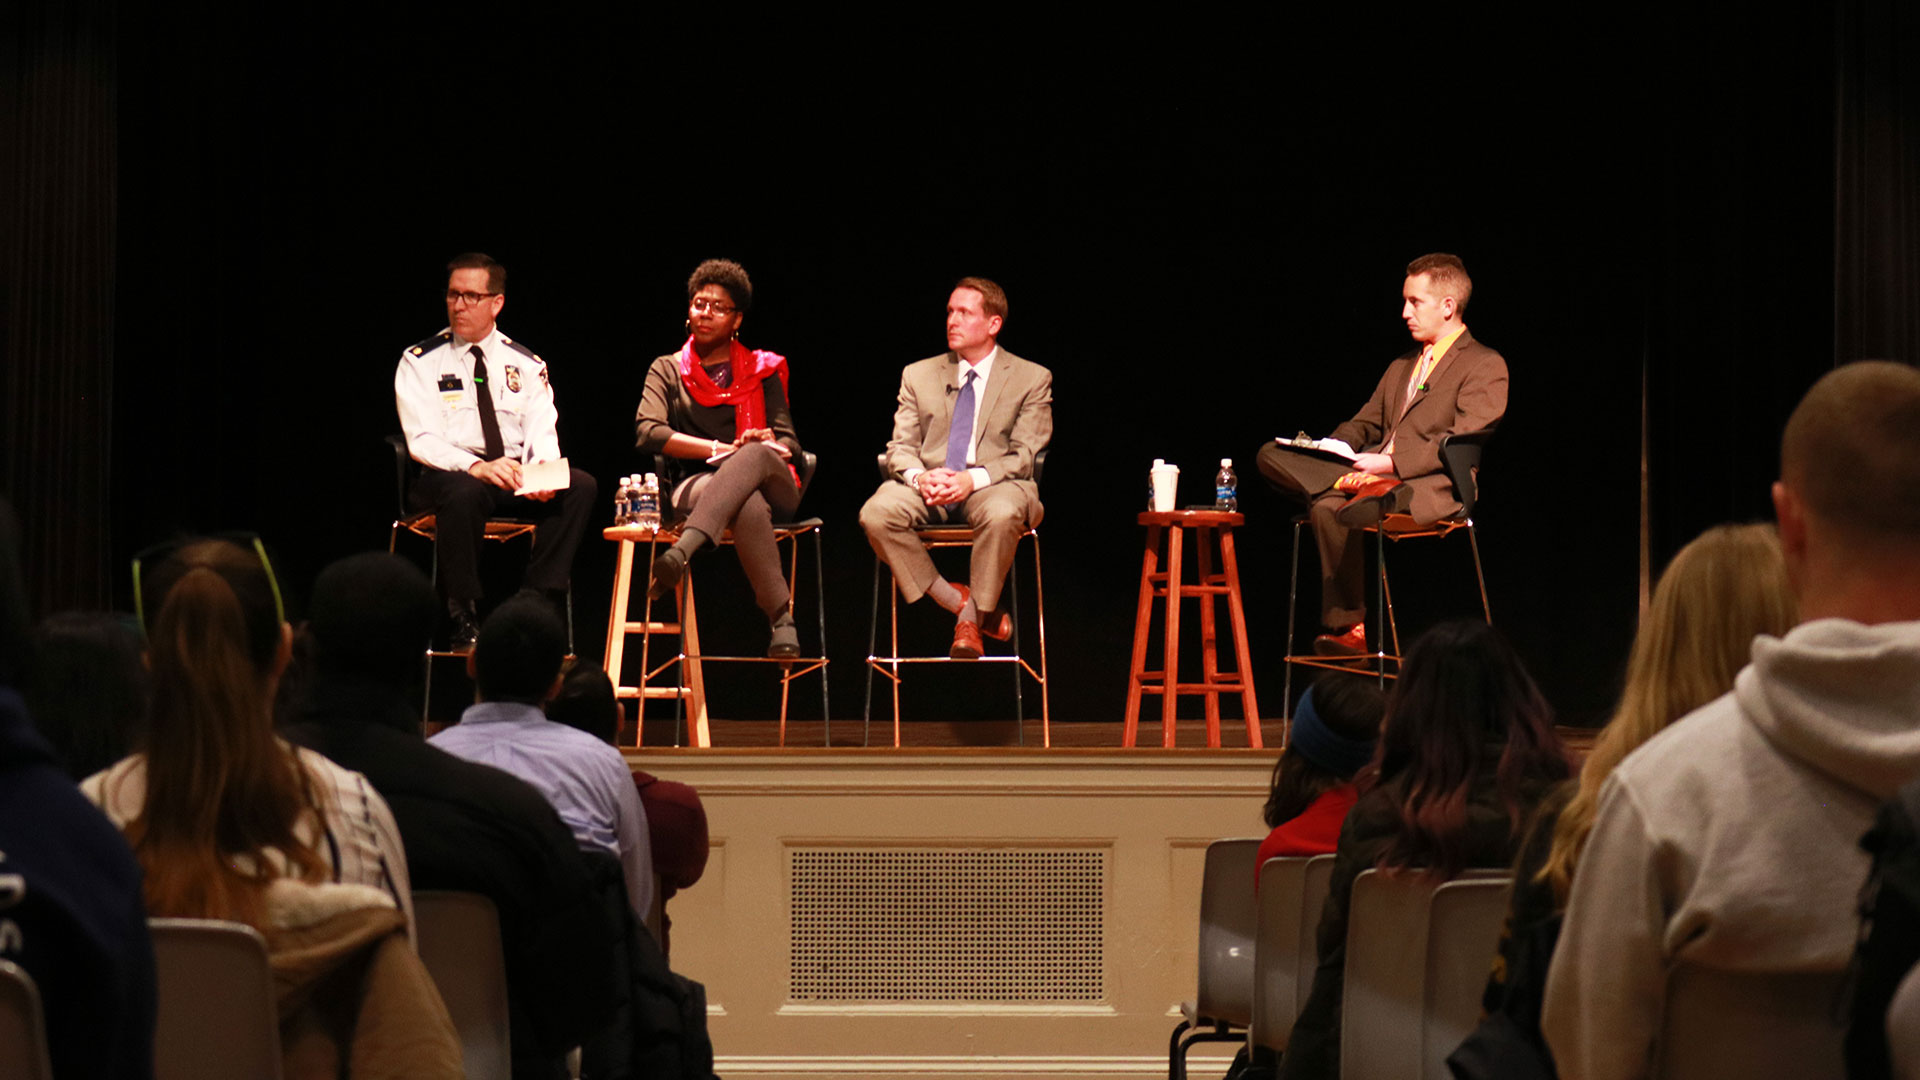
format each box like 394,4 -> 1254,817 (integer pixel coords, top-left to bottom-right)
883,348 -> 1053,494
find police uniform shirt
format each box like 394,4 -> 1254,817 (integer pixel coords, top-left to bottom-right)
394,325 -> 561,474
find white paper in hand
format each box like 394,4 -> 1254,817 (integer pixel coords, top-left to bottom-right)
514,457 -> 572,496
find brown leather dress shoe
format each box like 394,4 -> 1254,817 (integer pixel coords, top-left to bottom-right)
952,585 -> 1012,641
1313,623 -> 1368,656
950,620 -> 984,660
1333,478 -> 1410,528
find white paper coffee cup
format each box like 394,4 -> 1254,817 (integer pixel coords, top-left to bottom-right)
1151,463 -> 1180,512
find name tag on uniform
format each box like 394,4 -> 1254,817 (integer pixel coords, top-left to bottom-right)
438,374 -> 463,391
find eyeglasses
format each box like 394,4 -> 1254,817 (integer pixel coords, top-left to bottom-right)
446,290 -> 498,308
689,297 -> 735,316
132,532 -> 286,639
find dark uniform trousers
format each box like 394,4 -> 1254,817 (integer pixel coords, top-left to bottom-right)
411,466 -> 600,603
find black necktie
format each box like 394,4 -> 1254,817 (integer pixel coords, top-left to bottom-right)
470,345 -> 505,460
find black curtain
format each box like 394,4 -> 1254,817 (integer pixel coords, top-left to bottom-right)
0,1 -> 116,618
1836,0 -> 1920,366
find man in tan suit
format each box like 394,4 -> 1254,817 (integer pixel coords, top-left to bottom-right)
1256,253 -> 1507,655
860,277 -> 1053,659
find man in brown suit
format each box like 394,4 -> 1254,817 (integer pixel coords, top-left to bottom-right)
859,277 -> 1054,659
1256,253 -> 1507,655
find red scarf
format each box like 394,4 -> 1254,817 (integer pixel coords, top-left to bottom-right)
678,338 -> 790,434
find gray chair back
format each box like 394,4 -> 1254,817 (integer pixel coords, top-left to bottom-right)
0,959 -> 53,1080
1654,965 -> 1846,1079
1250,853 -> 1337,1052
413,890 -> 512,1080
149,918 -> 283,1080
1185,838 -> 1263,1027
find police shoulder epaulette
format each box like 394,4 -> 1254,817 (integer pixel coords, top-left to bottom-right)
500,336 -> 543,364
407,331 -> 452,357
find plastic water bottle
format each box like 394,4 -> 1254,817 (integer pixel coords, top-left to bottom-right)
1214,458 -> 1238,512
1148,458 -> 1164,510
614,475 -> 634,526
637,473 -> 661,531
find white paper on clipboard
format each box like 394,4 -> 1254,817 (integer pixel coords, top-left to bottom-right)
514,458 -> 572,495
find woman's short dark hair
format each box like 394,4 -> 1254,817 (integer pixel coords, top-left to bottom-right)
688,259 -> 752,314
1263,674 -> 1386,827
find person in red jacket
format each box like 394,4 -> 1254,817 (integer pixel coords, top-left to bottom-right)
1256,675 -> 1385,881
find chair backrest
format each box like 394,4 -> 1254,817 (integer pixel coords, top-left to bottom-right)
1192,838 -> 1264,1026
149,917 -> 283,1080
1653,965 -> 1847,1080
386,433 -> 417,519
1250,853 -> 1338,1052
0,959 -> 54,1080
1438,429 -> 1494,518
1419,877 -> 1513,1077
1341,869 -> 1511,1080
1890,960 -> 1920,1080
413,890 -> 512,1080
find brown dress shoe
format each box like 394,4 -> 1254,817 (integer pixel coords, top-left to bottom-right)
1313,623 -> 1368,656
950,620 -> 984,660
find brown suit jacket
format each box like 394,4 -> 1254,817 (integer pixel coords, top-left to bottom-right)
1330,328 -> 1507,522
882,347 -> 1053,495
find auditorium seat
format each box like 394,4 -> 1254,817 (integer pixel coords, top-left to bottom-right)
149,918 -> 283,1080
1249,853 -> 1336,1056
1654,965 -> 1847,1080
0,959 -> 53,1080
1168,837 -> 1263,1079
1340,869 -> 1510,1079
413,891 -> 512,1080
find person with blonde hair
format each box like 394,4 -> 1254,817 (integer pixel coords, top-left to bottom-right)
1449,523 -> 1796,1077
83,537 -> 460,1078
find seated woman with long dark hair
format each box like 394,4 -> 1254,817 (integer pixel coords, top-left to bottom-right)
636,258 -> 805,658
82,537 -> 459,1078
1277,619 -> 1574,1080
1257,674 -> 1386,874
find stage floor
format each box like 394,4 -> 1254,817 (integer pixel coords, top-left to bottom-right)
630,717 -> 1287,750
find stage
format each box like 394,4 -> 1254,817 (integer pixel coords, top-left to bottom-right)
628,746 -> 1276,1079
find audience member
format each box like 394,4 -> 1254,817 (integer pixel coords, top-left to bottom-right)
1450,523 -> 1795,1078
432,595 -> 656,920
0,499 -> 157,1079
281,553 -> 619,1080
551,664 -> 710,955
1256,675 -> 1386,878
81,535 -> 458,1078
1279,619 -> 1573,1080
1543,361 -> 1920,1080
25,611 -> 149,779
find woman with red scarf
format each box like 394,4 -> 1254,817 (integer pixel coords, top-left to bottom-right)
634,260 -> 805,658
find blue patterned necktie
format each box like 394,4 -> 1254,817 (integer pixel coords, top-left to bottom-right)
944,369 -> 977,472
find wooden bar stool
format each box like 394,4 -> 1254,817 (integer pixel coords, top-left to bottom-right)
1124,509 -> 1262,748
602,519 -> 828,749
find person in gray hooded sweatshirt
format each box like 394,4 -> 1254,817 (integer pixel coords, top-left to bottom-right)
1542,361 -> 1920,1080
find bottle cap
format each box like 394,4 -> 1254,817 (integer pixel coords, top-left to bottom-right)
1221,458 -> 1232,467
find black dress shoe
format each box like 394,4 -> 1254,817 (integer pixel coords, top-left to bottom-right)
647,548 -> 687,602
450,606 -> 480,652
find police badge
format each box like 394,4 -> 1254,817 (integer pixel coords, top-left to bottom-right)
504,364 -> 522,393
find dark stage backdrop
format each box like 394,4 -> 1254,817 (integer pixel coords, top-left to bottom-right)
21,9 -> 1869,728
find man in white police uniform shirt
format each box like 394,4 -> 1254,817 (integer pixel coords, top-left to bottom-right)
394,252 -> 597,649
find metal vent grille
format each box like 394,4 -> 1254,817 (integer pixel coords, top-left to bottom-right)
789,847 -> 1105,1002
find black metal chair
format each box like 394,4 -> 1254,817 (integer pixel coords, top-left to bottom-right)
1281,429 -> 1494,711
602,450 -> 828,747
862,451 -> 1050,748
386,435 -> 576,713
